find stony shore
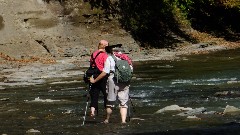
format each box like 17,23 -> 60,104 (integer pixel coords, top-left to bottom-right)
0,41 -> 239,90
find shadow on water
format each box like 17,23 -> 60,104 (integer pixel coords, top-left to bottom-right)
1,49 -> 240,134
131,122 -> 240,135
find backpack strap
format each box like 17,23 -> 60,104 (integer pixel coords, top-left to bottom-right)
113,52 -> 133,66
111,54 -> 118,62
90,51 -> 103,67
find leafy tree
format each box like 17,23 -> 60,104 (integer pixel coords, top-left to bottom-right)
44,0 -> 240,47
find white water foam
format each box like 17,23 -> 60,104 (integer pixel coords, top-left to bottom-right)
171,77 -> 238,86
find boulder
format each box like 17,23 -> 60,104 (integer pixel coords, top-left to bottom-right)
223,105 -> 240,115
177,107 -> 206,116
155,105 -> 192,114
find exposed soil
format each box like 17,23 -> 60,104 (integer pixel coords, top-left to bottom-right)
0,0 -> 240,89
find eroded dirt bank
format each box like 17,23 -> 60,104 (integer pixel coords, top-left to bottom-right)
0,0 -> 240,89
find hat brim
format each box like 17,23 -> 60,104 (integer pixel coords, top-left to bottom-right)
107,44 -> 122,48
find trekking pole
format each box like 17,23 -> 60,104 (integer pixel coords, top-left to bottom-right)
128,99 -> 131,122
81,84 -> 91,126
128,95 -> 136,122
129,95 -> 136,113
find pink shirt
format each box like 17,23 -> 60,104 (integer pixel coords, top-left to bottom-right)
90,50 -> 109,71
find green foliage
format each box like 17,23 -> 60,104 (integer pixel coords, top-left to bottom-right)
56,0 -> 240,47
118,0 -> 197,48
173,0 -> 194,15
185,0 -> 240,41
118,0 -> 240,46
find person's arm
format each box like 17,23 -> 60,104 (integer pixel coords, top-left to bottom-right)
90,71 -> 107,83
90,57 -> 110,83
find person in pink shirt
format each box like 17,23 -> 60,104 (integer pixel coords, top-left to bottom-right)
89,40 -> 111,117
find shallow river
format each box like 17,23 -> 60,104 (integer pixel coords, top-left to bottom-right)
1,49 -> 240,135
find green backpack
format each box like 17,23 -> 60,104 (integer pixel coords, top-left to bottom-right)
112,55 -> 133,83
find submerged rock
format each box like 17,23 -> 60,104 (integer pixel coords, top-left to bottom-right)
130,117 -> 145,121
0,98 -> 9,101
26,129 -> 41,135
186,115 -> 201,120
214,91 -> 230,96
214,91 -> 240,97
28,97 -> 61,102
154,105 -> 192,114
0,86 -> 5,90
177,107 -> 206,116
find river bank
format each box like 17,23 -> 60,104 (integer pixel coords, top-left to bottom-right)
0,40 -> 239,90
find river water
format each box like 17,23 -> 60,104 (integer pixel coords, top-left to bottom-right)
1,49 -> 240,135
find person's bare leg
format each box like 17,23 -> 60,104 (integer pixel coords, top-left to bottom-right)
90,107 -> 95,116
104,107 -> 112,123
120,107 -> 127,123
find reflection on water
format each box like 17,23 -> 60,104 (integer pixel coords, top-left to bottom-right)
1,49 -> 240,134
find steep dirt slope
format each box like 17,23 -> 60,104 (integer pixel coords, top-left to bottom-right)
0,0 -> 139,64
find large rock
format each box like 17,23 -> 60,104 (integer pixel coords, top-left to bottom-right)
155,105 -> 192,114
223,105 -> 240,115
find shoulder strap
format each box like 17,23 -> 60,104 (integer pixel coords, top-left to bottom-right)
114,52 -> 133,66
90,51 -> 103,67
111,54 -> 118,62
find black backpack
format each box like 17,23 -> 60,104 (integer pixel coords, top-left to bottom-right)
83,51 -> 103,83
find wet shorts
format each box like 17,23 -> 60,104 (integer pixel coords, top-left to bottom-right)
115,83 -> 129,108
